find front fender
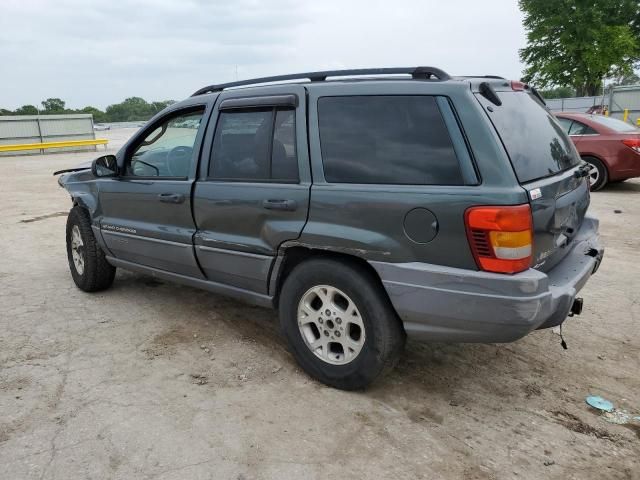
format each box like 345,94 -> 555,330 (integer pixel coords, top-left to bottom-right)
58,170 -> 99,217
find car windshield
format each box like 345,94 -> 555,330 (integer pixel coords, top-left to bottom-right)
588,115 -> 639,133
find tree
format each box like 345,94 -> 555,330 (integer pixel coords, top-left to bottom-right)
104,97 -> 176,122
41,98 -> 66,113
105,97 -> 152,122
79,106 -> 107,123
539,86 -> 576,99
14,105 -> 39,115
611,72 -> 640,86
519,0 -> 640,96
151,100 -> 176,115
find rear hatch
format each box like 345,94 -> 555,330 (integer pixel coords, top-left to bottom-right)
475,84 -> 590,272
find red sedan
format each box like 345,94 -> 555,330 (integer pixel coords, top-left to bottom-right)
555,112 -> 640,190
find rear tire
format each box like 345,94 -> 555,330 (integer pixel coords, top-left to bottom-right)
278,258 -> 405,390
583,156 -> 608,191
66,206 -> 116,292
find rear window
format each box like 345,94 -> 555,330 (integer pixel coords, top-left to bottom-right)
318,96 -> 463,185
589,115 -> 639,133
479,92 -> 580,183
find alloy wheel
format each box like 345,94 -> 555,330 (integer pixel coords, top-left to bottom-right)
297,285 -> 366,365
70,225 -> 85,275
587,162 -> 599,187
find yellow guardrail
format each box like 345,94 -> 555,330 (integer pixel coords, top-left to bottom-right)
0,138 -> 108,153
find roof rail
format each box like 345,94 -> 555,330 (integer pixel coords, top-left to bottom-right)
192,66 -> 451,96
459,75 -> 506,80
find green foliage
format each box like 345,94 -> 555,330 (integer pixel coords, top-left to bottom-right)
13,105 -> 39,115
41,98 -> 66,113
79,106 -> 107,123
539,86 -> 576,99
4,98 -> 176,122
605,72 -> 640,93
104,97 -> 174,122
519,0 -> 640,96
611,72 -> 640,86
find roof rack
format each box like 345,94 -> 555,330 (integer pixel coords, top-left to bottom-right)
459,75 -> 506,80
192,66 -> 451,96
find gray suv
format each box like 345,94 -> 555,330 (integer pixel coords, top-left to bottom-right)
56,67 -> 604,390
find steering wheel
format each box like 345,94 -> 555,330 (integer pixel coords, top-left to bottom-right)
166,146 -> 193,177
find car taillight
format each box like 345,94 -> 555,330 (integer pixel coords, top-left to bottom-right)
622,138 -> 640,153
510,80 -> 527,91
465,204 -> 533,274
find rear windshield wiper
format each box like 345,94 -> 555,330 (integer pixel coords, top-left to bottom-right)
479,82 -> 502,106
530,86 -> 547,107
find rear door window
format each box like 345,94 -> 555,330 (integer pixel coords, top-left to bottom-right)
209,108 -> 298,182
317,96 -> 464,185
478,92 -> 580,183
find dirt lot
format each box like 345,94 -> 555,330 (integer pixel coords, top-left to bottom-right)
1,129 -> 638,480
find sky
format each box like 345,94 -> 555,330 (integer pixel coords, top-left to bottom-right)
0,0 -> 527,110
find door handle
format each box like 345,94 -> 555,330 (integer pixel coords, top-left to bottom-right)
158,193 -> 185,204
262,199 -> 297,211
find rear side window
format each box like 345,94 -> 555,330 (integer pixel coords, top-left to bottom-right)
210,108 -> 298,182
556,117 -> 572,134
589,115 -> 639,133
318,96 -> 463,185
569,120 -> 597,135
479,92 -> 580,183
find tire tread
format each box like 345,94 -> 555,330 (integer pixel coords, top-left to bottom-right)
279,257 -> 405,390
66,206 -> 115,292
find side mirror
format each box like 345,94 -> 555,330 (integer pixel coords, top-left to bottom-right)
91,155 -> 118,177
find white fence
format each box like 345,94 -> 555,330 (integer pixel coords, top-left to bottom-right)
546,96 -> 605,113
609,85 -> 640,123
0,114 -> 97,156
545,85 -> 640,125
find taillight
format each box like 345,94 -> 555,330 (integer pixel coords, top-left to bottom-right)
510,80 -> 527,91
465,204 -> 533,274
622,138 -> 640,153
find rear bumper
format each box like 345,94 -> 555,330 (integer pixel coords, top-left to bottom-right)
370,216 -> 604,343
606,150 -> 640,181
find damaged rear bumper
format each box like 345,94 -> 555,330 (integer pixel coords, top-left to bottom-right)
370,216 -> 604,343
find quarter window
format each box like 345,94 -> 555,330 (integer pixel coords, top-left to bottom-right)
556,117 -> 572,134
318,96 -> 464,185
126,109 -> 204,178
568,120 -> 597,136
210,108 -> 298,182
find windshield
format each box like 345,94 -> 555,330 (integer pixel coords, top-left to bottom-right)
589,115 -> 639,133
477,91 -> 581,183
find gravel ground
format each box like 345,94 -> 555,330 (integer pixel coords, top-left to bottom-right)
0,129 -> 638,480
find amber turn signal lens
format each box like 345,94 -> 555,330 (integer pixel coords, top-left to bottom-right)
465,204 -> 533,274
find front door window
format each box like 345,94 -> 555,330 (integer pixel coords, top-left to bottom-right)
126,109 -> 205,178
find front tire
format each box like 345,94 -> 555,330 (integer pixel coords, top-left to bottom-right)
583,156 -> 608,191
66,206 -> 116,292
278,258 -> 405,390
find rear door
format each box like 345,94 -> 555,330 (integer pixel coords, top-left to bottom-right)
192,86 -> 310,293
475,90 -> 589,272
